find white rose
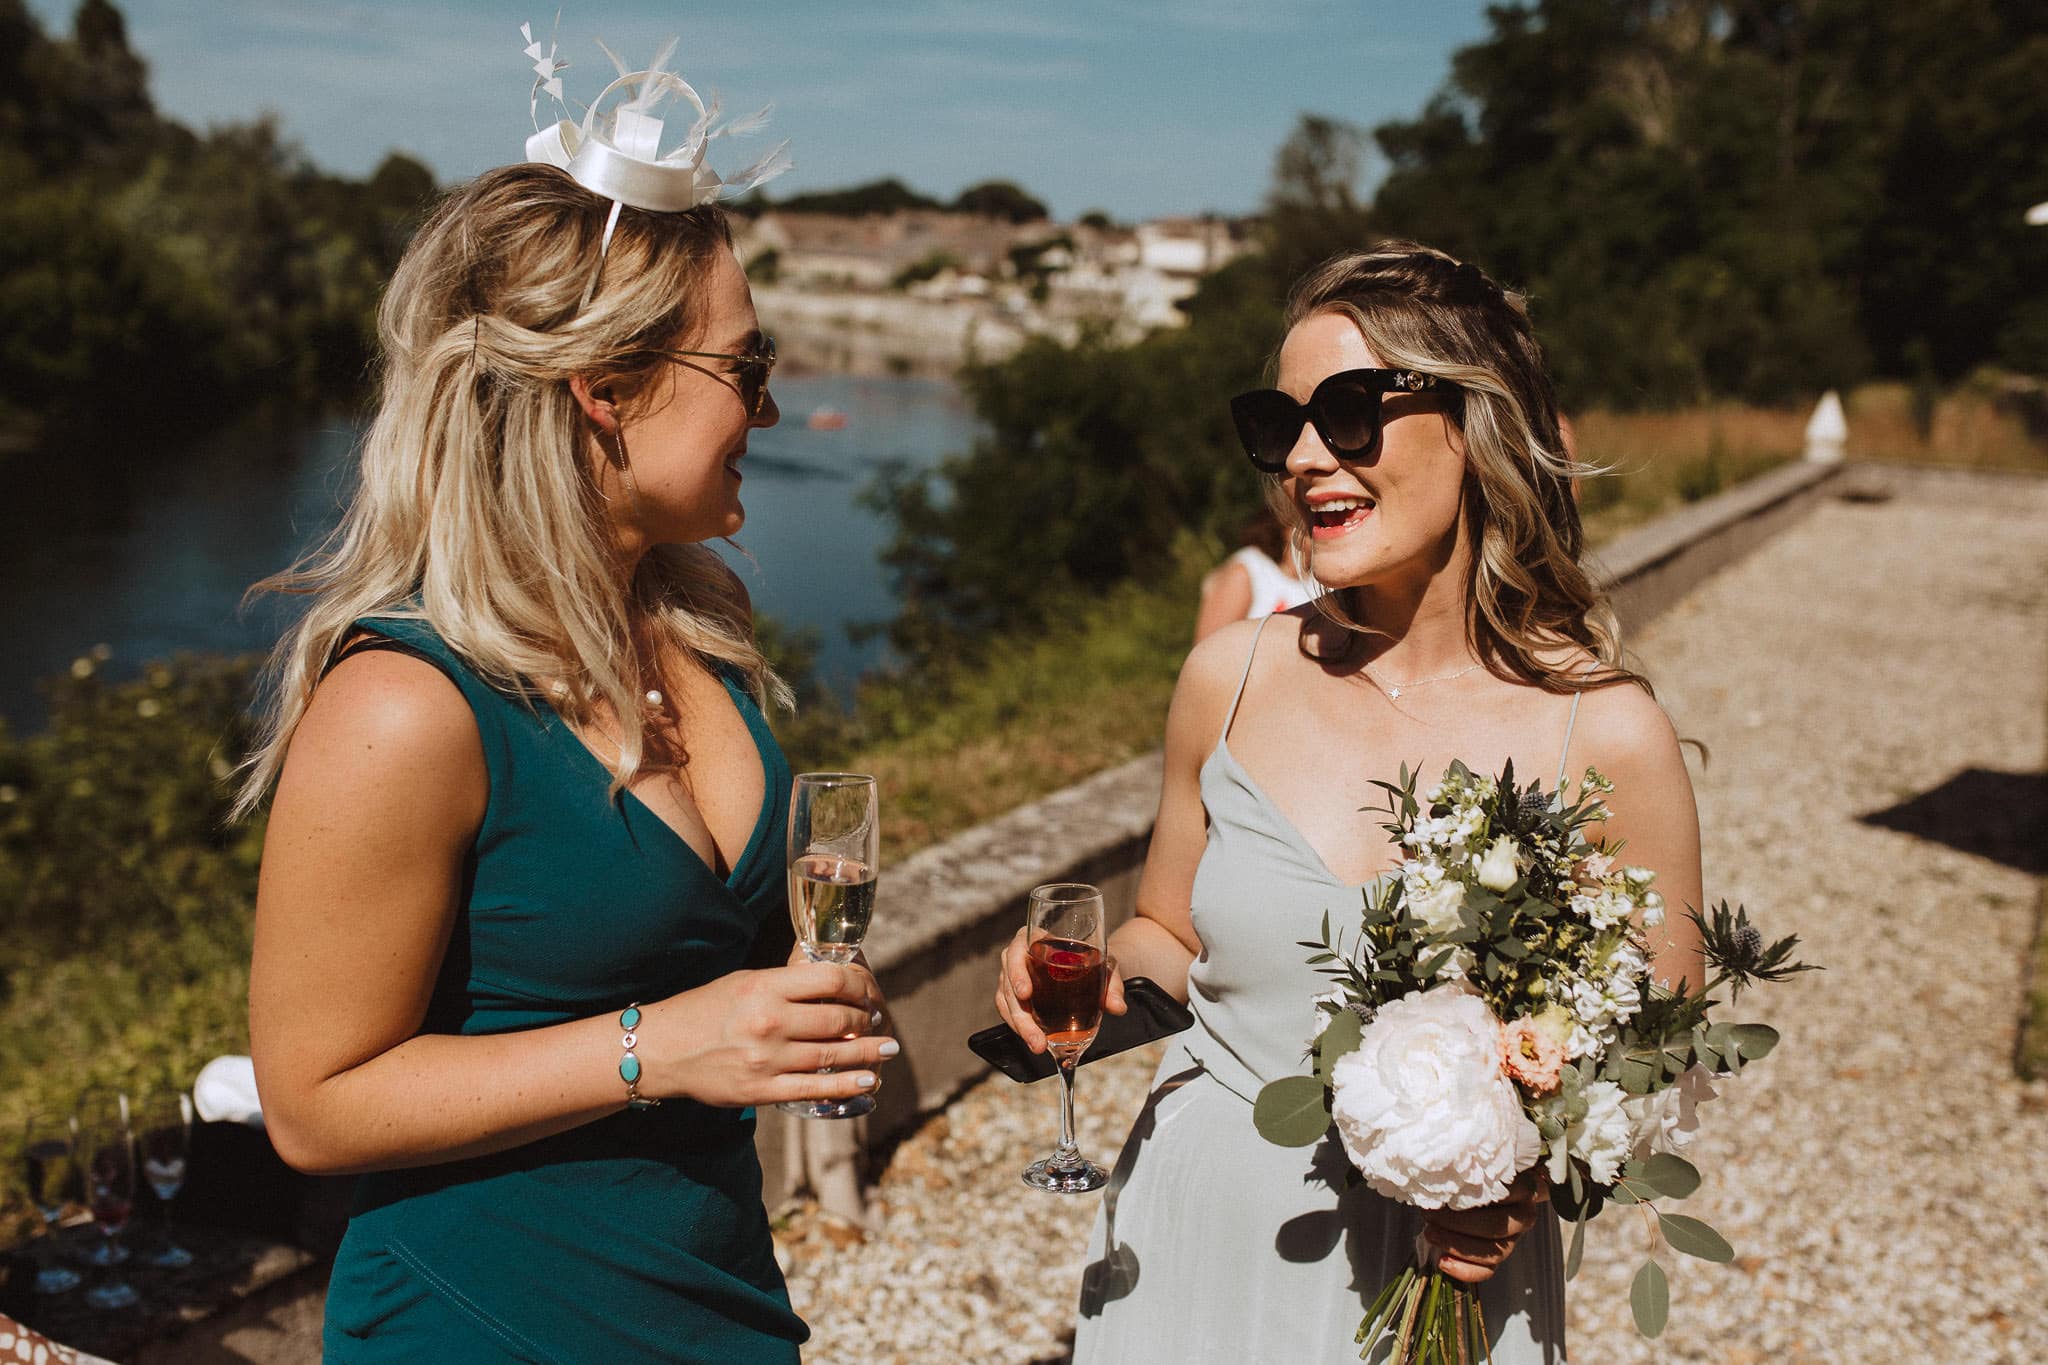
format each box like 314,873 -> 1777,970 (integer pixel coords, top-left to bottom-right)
1544,1078 -> 1634,1186
1408,879 -> 1467,935
1328,987 -> 1541,1210
1624,1064 -> 1719,1160
1476,836 -> 1521,891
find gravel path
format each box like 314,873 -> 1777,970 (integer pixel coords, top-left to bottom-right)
780,482 -> 2048,1364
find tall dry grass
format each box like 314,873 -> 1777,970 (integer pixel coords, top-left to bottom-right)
1571,376 -> 2048,543
1842,378 -> 2048,471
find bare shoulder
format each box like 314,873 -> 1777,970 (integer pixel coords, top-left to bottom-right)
1569,677 -> 1689,800
275,649 -> 487,835
1179,612 -> 1294,709
1166,611 -> 1302,756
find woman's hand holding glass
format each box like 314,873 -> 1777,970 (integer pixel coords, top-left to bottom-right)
995,920 -> 1127,1055
631,959 -> 894,1111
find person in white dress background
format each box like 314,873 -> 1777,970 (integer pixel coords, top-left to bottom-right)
1194,512 -> 1318,642
996,242 -> 1704,1363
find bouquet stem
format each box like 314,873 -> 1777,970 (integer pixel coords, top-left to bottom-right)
1357,1265 -> 1493,1364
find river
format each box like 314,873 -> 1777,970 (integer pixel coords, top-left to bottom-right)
0,373 -> 979,725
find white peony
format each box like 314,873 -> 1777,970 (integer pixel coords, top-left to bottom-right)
1624,1064 -> 1719,1160
1328,987 -> 1542,1210
1476,836 -> 1521,891
1544,1078 -> 1634,1186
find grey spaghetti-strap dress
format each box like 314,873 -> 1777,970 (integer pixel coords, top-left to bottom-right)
1072,618 -> 1571,1364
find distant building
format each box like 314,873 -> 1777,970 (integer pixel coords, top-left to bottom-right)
735,207 -> 1252,338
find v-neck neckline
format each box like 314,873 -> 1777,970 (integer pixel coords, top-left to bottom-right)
542,670 -> 776,891
1208,738 -> 1393,893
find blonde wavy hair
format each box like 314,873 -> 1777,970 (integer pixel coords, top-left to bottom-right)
1274,242 -> 1637,693
234,164 -> 788,819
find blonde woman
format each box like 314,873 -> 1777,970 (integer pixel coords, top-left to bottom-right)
240,165 -> 891,1363
996,244 -> 1704,1362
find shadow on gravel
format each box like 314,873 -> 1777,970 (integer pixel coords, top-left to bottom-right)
1858,768 -> 2048,875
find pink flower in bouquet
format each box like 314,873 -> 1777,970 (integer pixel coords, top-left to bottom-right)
1499,1016 -> 1566,1095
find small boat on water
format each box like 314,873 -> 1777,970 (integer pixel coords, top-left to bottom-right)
807,408 -> 849,431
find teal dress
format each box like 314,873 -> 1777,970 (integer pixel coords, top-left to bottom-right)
319,617 -> 805,1365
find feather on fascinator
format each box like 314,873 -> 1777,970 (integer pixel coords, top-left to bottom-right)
519,20 -> 791,302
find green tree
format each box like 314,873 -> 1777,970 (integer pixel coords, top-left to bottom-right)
769,177 -> 945,216
950,179 -> 1049,223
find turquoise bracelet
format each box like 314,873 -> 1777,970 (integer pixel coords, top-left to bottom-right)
618,1004 -> 661,1109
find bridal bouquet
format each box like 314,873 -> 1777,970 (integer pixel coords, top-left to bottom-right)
1252,760 -> 1815,1362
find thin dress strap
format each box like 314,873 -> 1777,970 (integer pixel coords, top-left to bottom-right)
1555,687 -> 1585,789
1219,613 -> 1278,747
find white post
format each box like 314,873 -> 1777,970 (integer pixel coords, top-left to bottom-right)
1804,390 -> 1847,464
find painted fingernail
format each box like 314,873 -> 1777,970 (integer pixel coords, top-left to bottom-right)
878,1039 -> 901,1058
853,1073 -> 877,1088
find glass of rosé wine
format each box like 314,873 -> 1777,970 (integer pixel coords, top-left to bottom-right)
1020,883 -> 1113,1194
76,1088 -> 139,1309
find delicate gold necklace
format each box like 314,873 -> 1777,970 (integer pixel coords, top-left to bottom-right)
1366,661 -> 1482,701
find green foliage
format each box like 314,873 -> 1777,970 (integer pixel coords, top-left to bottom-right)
889,250 -> 961,291
1630,1258 -> 1669,1337
1251,1074 -> 1330,1147
767,177 -> 946,216
1365,0 -> 2047,407
0,1 -> 434,437
869,310 -> 1274,659
950,179 -> 1048,223
0,651 -> 265,1233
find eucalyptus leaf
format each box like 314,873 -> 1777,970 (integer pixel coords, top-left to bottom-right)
1630,1260 -> 1669,1338
1253,1075 -> 1331,1147
1565,1214 -> 1587,1281
1639,1154 -> 1702,1199
1315,1010 -> 1364,1084
1729,1024 -> 1779,1060
1658,1212 -> 1735,1263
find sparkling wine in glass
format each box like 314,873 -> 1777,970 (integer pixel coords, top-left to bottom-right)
779,772 -> 880,1121
1021,883 -> 1112,1194
138,1091 -> 195,1269
77,1090 -> 139,1309
22,1113 -> 82,1294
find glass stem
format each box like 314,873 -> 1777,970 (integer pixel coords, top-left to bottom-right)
1054,1054 -> 1080,1164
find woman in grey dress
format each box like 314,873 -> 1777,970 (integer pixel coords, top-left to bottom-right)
996,244 -> 1705,1363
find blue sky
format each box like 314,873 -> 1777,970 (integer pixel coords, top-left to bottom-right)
29,1 -> 1499,220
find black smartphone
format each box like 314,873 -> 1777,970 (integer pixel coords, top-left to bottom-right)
967,976 -> 1194,1083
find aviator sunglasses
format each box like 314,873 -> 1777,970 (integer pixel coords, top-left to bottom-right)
1229,367 -> 1448,473
660,334 -> 778,417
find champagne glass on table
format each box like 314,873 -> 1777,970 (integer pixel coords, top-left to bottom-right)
779,772 -> 880,1121
137,1090 -> 195,1269
1020,883 -> 1112,1194
76,1089 -> 139,1309
22,1112 -> 82,1294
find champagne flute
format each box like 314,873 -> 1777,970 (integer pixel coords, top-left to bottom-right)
22,1112 -> 82,1294
137,1090 -> 195,1269
779,772 -> 880,1121
76,1089 -> 139,1309
1020,883 -> 1112,1194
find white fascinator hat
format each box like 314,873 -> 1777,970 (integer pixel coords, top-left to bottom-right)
518,21 -> 792,304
